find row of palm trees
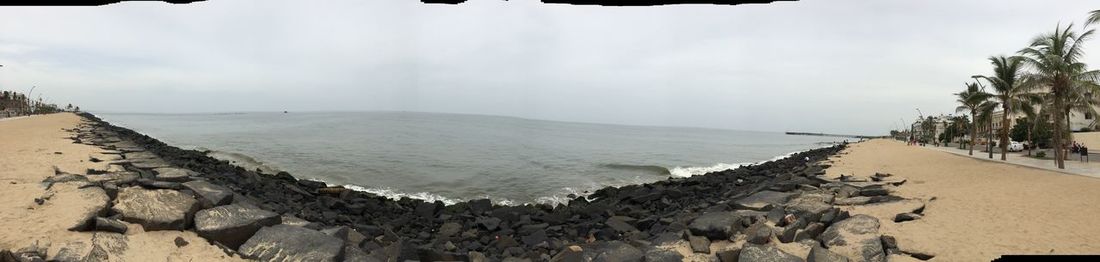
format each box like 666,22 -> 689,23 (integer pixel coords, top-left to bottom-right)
953,10 -> 1100,169
0,90 -> 74,116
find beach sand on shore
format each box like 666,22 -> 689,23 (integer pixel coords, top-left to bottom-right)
827,139 -> 1100,260
0,113 -> 242,261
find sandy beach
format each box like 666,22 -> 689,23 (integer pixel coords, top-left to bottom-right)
0,113 -> 241,261
826,139 -> 1100,260
6,113 -> 1100,261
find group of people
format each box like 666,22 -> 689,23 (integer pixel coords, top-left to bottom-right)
1071,142 -> 1090,162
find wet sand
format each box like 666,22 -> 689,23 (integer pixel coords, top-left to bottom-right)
826,139 -> 1100,260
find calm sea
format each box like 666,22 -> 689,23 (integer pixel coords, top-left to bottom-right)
95,112 -> 842,205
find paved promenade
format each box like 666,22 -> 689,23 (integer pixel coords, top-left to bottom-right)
922,145 -> 1100,179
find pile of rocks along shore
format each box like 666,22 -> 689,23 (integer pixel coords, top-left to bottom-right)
3,112 -> 930,262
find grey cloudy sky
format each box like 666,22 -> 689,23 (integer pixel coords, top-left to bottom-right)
0,0 -> 1098,135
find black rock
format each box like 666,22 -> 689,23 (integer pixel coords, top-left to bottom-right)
468,199 -> 493,215
859,187 -> 889,197
606,216 -> 639,233
111,187 -> 199,231
893,213 -> 922,223
644,249 -> 684,262
194,204 -> 282,249
688,212 -> 742,240
174,236 -> 189,247
518,223 -> 548,235
808,244 -> 849,262
415,201 -> 443,218
298,179 -> 327,190
739,243 -> 802,262
881,235 -> 898,250
794,222 -> 825,242
590,241 -> 643,262
688,235 -> 710,254
93,217 -> 128,234
716,248 -> 741,262
239,224 -> 345,261
744,221 -> 774,245
416,247 -> 468,261
182,180 -> 233,209
135,178 -> 182,190
438,222 -> 463,238
521,230 -> 548,247
477,217 -> 502,231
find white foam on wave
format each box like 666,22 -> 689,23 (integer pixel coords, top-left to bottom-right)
341,184 -> 522,206
342,184 -> 463,205
667,148 -> 824,178
669,162 -> 752,178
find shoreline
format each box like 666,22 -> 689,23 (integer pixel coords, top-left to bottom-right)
8,112 -> 928,262
96,111 -> 842,207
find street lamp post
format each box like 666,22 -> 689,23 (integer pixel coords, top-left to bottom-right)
26,86 -> 36,115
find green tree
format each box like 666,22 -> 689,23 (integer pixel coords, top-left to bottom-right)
1019,23 -> 1100,169
956,83 -> 992,155
977,55 -> 1029,160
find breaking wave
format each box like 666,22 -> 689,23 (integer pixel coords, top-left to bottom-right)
667,149 -> 819,178
599,164 -> 671,175
205,150 -> 283,175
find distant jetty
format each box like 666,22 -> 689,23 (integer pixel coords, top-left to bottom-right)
786,131 -> 883,139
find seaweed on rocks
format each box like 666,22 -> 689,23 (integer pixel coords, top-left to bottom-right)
75,112 -> 848,261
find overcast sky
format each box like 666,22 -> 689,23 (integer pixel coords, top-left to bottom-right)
0,0 -> 1098,135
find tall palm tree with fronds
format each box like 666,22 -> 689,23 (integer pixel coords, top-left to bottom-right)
977,55 -> 1029,160
954,115 -> 971,149
977,100 -> 1000,158
1089,10 -> 1100,26
1019,23 -> 1099,169
956,82 -> 992,155
1016,94 -> 1043,156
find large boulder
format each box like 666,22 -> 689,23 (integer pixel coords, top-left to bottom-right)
819,215 -> 885,262
745,221 -> 775,245
182,180 -> 234,208
93,217 -> 128,234
688,235 -> 711,253
833,197 -> 872,206
194,204 -> 281,249
152,167 -> 197,182
86,232 -> 129,261
586,241 -> 643,262
67,186 -> 110,231
738,243 -> 803,262
808,245 -> 849,262
111,187 -> 200,231
734,191 -> 796,211
644,249 -> 684,262
688,212 -> 742,240
85,172 -> 139,184
551,246 -> 584,262
240,224 -> 346,261
785,194 -> 834,221
606,216 -> 639,233
129,158 -> 172,169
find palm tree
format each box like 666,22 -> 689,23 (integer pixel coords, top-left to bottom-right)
977,100 -> 1000,158
1019,23 -> 1100,169
921,116 -> 936,143
1089,10 -> 1100,26
956,82 -> 992,155
954,115 -> 971,149
1016,94 -> 1043,156
977,55 -> 1029,160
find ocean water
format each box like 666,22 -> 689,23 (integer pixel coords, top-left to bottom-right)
95,111 -> 842,205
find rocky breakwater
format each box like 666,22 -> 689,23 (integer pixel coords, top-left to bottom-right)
10,112 -> 921,262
